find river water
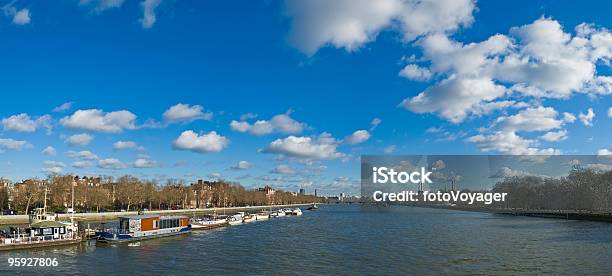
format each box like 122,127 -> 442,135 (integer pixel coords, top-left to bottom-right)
2,204 -> 612,275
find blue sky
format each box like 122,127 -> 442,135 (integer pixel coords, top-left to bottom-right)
0,0 -> 611,195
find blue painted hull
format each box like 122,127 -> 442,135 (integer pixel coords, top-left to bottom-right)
96,226 -> 192,243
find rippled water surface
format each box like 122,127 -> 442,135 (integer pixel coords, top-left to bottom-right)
2,204 -> 612,275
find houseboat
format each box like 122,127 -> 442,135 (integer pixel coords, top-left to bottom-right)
0,204 -> 80,251
96,215 -> 191,243
190,215 -> 228,230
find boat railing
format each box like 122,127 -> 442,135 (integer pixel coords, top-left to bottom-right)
0,232 -> 78,246
100,228 -> 132,235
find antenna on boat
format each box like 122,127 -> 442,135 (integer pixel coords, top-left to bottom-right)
43,186 -> 48,213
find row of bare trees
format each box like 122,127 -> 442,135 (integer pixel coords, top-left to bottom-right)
0,175 -> 322,214
490,167 -> 612,211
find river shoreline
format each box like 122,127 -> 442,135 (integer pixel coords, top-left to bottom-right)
0,203 -> 312,225
358,202 -> 612,223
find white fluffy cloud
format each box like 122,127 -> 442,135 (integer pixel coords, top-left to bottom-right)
401,76 -> 508,123
113,140 -> 138,150
231,161 -> 252,170
401,18 -> 612,123
563,112 -> 577,123
12,8 -> 30,25
608,107 -> 612,117
467,105 -> 571,154
270,164 -> 296,175
42,146 -> 57,156
140,0 -> 161,29
490,167 -> 543,178
71,160 -> 92,169
284,0 -> 475,55
540,130 -> 568,142
3,4 -> 30,25
163,103 -> 212,123
230,113 -> 306,136
133,158 -> 157,168
65,133 -> 94,146
2,114 -> 52,133
598,149 -> 612,155
98,158 -> 127,170
0,138 -> 32,152
61,109 -> 137,133
344,130 -> 371,145
262,133 -> 344,160
399,64 -> 432,81
496,106 -> 564,132
42,161 -> 65,174
67,150 -> 99,161
173,130 -> 229,153
579,108 -> 595,127
79,0 -> 125,12
52,102 -> 73,113
467,130 -> 560,155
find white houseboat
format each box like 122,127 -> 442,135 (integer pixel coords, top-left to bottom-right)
0,193 -> 80,251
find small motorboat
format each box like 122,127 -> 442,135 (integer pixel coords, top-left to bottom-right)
190,215 -> 228,230
227,215 -> 243,226
275,210 -> 286,217
255,212 -> 270,221
292,208 -> 303,216
242,214 -> 256,223
306,203 -> 319,210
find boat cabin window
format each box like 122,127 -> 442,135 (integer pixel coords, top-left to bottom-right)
120,219 -> 130,231
159,218 -> 180,229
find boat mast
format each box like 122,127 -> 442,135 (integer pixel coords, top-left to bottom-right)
71,179 -> 75,212
43,186 -> 48,213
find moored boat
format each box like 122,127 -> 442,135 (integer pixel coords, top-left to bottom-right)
0,189 -> 81,251
292,208 -> 303,216
272,210 -> 286,217
227,216 -> 243,226
255,212 -> 270,221
96,215 -> 191,243
190,215 -> 228,230
242,214 -> 256,223
306,203 -> 319,210
0,216 -> 81,251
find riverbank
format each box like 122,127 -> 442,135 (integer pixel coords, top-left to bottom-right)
359,202 -> 612,223
0,203 -> 312,225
